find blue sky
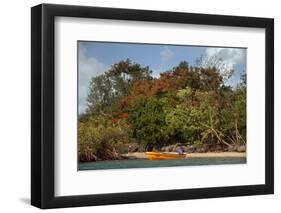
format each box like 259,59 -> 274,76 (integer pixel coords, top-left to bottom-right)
78,41 -> 246,114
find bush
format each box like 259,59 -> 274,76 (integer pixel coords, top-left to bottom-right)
127,97 -> 169,147
78,120 -> 131,161
165,106 -> 202,143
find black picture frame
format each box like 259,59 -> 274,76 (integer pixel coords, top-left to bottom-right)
31,3 -> 274,209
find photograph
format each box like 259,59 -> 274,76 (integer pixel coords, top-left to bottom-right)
77,41 -> 247,170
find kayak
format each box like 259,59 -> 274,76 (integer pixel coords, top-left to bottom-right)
145,152 -> 186,160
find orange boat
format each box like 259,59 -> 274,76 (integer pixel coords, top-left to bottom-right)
145,152 -> 186,160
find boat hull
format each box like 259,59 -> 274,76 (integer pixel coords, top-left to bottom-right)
145,152 -> 186,160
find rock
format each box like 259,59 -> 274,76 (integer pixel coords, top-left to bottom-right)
214,144 -> 224,152
171,145 -> 178,152
186,146 -> 195,153
128,143 -> 140,152
202,144 -> 210,152
79,153 -> 97,162
138,145 -> 145,152
112,148 -> 121,159
195,147 -> 205,153
227,146 -> 236,152
163,145 -> 174,152
237,145 -> 246,152
208,145 -> 216,152
180,146 -> 188,152
222,146 -> 229,152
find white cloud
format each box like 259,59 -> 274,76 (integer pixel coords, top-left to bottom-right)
152,72 -> 160,79
78,46 -> 109,114
204,48 -> 246,86
150,67 -> 161,79
205,48 -> 246,71
160,46 -> 174,63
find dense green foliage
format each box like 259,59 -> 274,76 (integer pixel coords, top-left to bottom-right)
78,58 -> 246,161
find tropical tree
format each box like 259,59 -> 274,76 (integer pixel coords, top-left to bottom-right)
127,97 -> 169,147
87,74 -> 114,113
105,59 -> 153,97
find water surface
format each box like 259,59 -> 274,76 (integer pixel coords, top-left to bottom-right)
78,157 -> 246,171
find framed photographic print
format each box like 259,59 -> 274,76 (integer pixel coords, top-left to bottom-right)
31,3 -> 274,209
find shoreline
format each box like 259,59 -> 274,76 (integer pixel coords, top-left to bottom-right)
121,152 -> 246,159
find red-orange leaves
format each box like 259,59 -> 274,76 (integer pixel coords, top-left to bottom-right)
110,112 -> 130,128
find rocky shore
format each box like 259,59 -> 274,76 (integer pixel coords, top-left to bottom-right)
79,143 -> 246,162
121,151 -> 246,159
127,143 -> 246,154
125,143 -> 246,160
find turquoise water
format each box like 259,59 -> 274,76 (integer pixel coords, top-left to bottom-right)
78,157 -> 246,171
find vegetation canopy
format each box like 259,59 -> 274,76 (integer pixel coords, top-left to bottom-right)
79,58 -> 246,161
